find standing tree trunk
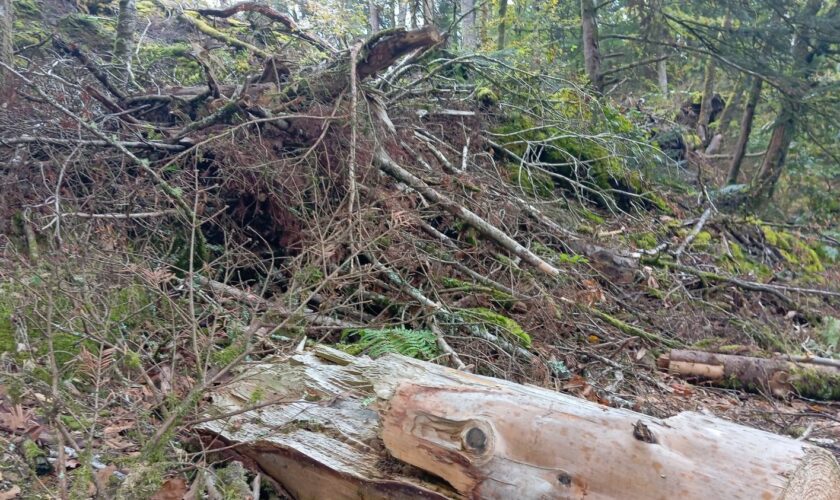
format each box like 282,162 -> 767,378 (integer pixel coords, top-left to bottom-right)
696,57 -> 717,144
368,1 -> 381,32
750,99 -> 797,202
656,56 -> 668,94
0,0 -> 12,86
410,0 -> 418,27
479,0 -> 489,48
496,0 -> 508,51
422,0 -> 433,26
717,75 -> 747,138
747,0 -> 823,206
580,0 -> 602,92
725,76 -> 762,185
459,0 -> 477,51
114,0 -> 137,85
398,0 -> 409,27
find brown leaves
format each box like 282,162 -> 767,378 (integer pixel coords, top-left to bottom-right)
151,477 -> 189,500
0,485 -> 21,500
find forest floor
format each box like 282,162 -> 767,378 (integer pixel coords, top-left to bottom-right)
0,1 -> 839,498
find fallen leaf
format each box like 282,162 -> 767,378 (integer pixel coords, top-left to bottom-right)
151,477 -> 189,500
0,485 -> 21,500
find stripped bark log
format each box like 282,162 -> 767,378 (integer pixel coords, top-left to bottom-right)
658,349 -> 840,400
196,348 -> 840,499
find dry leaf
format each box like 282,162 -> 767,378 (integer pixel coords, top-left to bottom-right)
0,485 -> 21,500
150,477 -> 189,500
103,420 -> 136,436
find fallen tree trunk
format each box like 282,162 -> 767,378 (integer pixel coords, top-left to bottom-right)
658,349 -> 840,400
196,346 -> 839,499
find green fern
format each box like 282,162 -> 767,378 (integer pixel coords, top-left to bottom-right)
340,327 -> 439,360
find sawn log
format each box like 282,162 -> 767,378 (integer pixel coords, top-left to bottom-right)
196,346 -> 840,499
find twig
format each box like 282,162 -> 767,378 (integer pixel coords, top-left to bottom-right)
0,135 -> 185,151
674,207 -> 713,261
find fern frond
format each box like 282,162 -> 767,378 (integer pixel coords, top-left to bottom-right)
341,327 -> 439,360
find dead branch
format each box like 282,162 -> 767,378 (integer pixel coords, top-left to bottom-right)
659,349 -> 840,400
375,148 -> 561,277
192,2 -> 336,54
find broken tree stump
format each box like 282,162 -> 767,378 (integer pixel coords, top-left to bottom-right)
196,346 -> 840,499
658,349 -> 840,400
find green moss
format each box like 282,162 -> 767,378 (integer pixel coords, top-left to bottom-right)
0,292 -> 15,353
21,439 -> 44,462
532,242 -> 589,266
138,43 -> 203,85
212,342 -> 246,367
790,367 -> 840,400
136,0 -> 157,15
14,0 -> 42,18
60,414 -> 90,432
580,208 -> 605,225
631,232 -> 658,250
690,231 -> 713,250
691,337 -> 724,349
124,350 -> 143,370
718,241 -> 772,278
440,277 -> 514,302
58,14 -> 116,52
459,308 -> 532,348
759,224 -> 824,273
475,87 -> 499,107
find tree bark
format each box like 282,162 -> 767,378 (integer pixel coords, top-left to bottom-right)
0,0 -> 12,86
197,348 -> 840,499
496,0 -> 508,51
746,0 -> 824,206
696,57 -> 717,144
659,349 -> 840,400
725,76 -> 762,185
114,0 -> 137,82
580,0 -> 602,92
656,56 -> 668,94
750,100 -> 797,203
459,0 -> 477,51
716,75 -> 747,138
368,1 -> 381,32
422,0 -> 433,26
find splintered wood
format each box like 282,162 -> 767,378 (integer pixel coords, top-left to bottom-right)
196,347 -> 839,499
